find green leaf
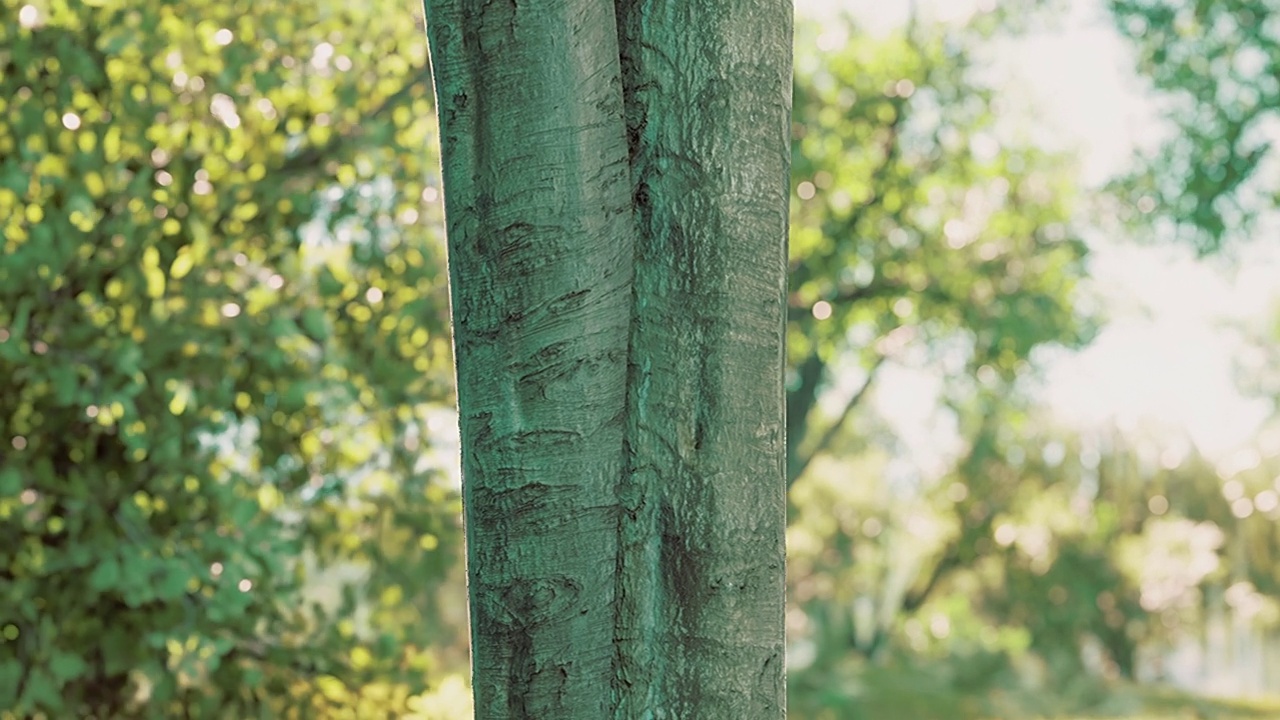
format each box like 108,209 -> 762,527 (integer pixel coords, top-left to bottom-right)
0,158 -> 27,193
155,565 -> 190,601
102,627 -> 140,675
301,306 -> 329,341
5,297 -> 31,344
88,557 -> 121,592
116,341 -> 142,375
49,651 -> 89,684
230,497 -> 259,527
0,659 -> 21,708
50,363 -> 79,405
0,468 -> 21,497
243,666 -> 265,688
19,668 -> 62,711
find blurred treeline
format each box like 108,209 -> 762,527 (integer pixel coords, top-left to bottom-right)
3,0 -> 1280,718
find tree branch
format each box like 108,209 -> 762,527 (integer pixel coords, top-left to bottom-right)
901,548 -> 961,614
787,282 -> 886,321
785,351 -> 827,474
787,354 -> 887,488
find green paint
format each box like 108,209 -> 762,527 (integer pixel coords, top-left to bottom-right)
425,1 -> 791,717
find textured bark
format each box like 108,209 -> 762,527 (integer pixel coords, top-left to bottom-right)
425,2 -> 790,718
614,3 -> 790,717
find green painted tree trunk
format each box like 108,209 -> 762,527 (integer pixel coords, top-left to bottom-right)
424,2 -> 790,717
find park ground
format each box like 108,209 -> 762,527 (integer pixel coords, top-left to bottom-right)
790,668 -> 1280,720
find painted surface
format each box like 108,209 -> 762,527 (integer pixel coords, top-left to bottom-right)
425,2 -> 792,717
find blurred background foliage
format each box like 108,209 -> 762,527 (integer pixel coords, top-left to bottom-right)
3,0 -> 1280,718
0,0 -> 466,715
1108,0 -> 1280,254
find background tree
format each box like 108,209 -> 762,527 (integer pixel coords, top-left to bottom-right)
1108,0 -> 1280,252
782,10 -> 1094,695
425,1 -> 790,717
785,15 -> 1092,488
0,0 -> 467,715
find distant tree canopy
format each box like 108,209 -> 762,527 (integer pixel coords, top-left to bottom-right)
784,15 -> 1093,488
1109,0 -> 1280,252
784,11 -> 1104,710
0,0 -> 465,715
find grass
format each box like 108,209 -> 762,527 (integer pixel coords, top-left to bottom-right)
982,684 -> 1280,720
789,664 -> 1280,720
980,685 -> 1280,720
1053,686 -> 1280,720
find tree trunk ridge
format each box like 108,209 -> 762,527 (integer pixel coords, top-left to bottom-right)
425,2 -> 791,717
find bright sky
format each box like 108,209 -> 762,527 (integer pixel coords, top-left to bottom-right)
799,0 -> 1280,472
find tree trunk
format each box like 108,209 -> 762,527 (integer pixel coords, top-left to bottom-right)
424,1 -> 791,718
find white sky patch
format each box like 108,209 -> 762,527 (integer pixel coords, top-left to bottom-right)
1046,240 -> 1280,460
987,4 -> 1162,186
